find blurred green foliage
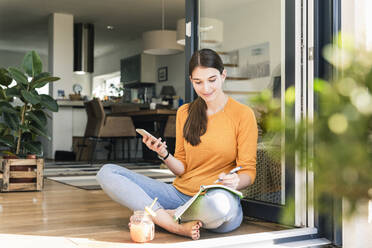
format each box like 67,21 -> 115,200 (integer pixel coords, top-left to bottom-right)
252,33 -> 372,217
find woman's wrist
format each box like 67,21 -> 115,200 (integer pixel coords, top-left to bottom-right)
158,150 -> 168,158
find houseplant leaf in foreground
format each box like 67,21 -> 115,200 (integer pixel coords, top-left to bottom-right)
22,51 -> 42,77
0,68 -> 12,87
40,94 -> 59,112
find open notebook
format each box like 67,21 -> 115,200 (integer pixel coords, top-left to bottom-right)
173,184 -> 243,221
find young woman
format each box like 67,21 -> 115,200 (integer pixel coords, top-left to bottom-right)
96,48 -> 258,240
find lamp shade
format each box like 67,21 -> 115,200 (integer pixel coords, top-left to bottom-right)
143,30 -> 183,55
160,85 -> 176,96
200,18 -> 223,46
176,18 -> 223,47
176,18 -> 186,45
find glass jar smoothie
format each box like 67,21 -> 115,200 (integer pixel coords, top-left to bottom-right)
130,210 -> 155,243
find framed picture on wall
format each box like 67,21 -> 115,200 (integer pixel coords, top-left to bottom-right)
158,67 -> 168,82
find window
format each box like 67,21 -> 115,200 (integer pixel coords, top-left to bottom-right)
92,72 -> 122,99
105,76 -> 122,97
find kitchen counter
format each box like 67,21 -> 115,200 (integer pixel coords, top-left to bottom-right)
57,100 -> 149,109
57,100 -> 84,107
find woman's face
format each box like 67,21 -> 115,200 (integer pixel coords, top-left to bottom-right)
190,66 -> 226,103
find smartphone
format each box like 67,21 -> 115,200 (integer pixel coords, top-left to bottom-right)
136,128 -> 157,141
136,129 -> 167,148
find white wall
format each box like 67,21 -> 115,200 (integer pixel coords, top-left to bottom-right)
201,0 -> 281,104
217,0 -> 281,66
48,13 -> 74,99
155,52 -> 186,99
0,49 -> 48,71
72,73 -> 92,97
46,13 -> 74,159
94,38 -> 143,77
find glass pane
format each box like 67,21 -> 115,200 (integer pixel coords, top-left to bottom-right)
199,0 -> 284,205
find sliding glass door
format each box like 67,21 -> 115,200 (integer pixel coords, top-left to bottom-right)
192,0 -> 310,227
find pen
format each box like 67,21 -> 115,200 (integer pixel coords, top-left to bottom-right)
214,166 -> 242,183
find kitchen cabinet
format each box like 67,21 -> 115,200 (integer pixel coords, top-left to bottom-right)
120,53 -> 157,85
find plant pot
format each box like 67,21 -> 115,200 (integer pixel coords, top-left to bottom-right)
26,154 -> 37,159
1,158 -> 44,192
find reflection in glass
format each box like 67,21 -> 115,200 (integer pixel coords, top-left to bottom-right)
200,0 -> 284,205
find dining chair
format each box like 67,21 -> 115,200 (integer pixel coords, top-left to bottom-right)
78,98 -> 137,164
163,115 -> 176,155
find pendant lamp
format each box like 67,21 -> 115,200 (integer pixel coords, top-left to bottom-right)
143,0 -> 183,55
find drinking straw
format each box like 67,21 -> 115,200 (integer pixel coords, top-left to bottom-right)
145,197 -> 158,217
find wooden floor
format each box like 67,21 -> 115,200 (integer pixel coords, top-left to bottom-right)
0,179 -> 288,247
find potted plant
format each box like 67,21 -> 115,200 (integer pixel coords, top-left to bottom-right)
0,51 -> 60,191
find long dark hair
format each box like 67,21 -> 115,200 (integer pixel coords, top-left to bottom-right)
184,48 -> 224,146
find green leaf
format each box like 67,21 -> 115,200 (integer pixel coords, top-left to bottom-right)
0,88 -> 7,100
29,119 -> 46,133
31,76 -> 59,89
22,141 -> 42,155
314,78 -> 328,92
0,122 -> 9,133
40,94 -> 58,112
19,124 -> 30,132
0,101 -> 18,115
0,135 -> 15,148
3,112 -> 19,130
28,110 -> 47,126
21,90 -> 40,104
31,89 -> 39,97
0,106 -> 19,115
5,87 -> 20,98
33,72 -> 51,81
8,67 -> 28,85
1,150 -> 16,156
0,68 -> 13,86
22,51 -> 42,77
29,125 -> 50,140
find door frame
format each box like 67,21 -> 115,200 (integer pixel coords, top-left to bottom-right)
184,0 -> 300,225
184,0 -> 198,103
236,0 -> 299,226
313,0 -> 342,246
185,0 -> 340,244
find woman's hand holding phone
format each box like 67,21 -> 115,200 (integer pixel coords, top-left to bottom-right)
136,129 -> 168,157
143,135 -> 168,157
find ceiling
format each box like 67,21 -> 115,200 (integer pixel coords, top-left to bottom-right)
0,0 -> 185,57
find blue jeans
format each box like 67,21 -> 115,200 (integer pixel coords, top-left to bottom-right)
96,164 -> 243,233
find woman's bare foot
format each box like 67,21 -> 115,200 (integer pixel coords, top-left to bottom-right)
150,208 -> 202,240
177,220 -> 202,240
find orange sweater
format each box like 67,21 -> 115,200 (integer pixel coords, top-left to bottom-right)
172,97 -> 258,196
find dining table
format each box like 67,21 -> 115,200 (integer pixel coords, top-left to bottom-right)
111,108 -> 177,160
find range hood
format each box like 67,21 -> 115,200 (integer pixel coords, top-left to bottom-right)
73,23 -> 94,74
